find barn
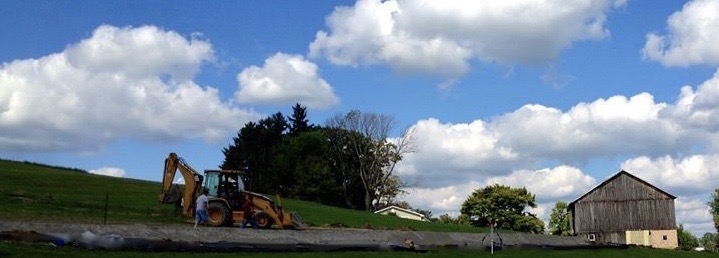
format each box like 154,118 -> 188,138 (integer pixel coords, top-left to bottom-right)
568,170 -> 678,249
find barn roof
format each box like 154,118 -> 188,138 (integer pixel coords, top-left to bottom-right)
374,205 -> 426,219
568,170 -> 676,208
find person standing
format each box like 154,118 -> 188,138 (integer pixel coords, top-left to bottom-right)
241,194 -> 259,229
194,189 -> 209,228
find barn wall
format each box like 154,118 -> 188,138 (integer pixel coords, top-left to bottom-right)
649,229 -> 678,249
572,173 -> 676,234
578,232 -> 625,244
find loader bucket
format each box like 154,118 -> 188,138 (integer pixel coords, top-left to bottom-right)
288,211 -> 306,229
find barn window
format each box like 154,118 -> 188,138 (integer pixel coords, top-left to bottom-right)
587,234 -> 596,242
662,235 -> 667,241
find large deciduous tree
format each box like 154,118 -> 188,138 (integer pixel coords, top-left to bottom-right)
548,201 -> 572,236
326,110 -> 413,211
460,184 -> 545,233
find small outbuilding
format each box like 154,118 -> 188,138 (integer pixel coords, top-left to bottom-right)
568,170 -> 678,249
374,205 -> 428,222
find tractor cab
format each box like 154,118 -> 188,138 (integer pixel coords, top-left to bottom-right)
204,170 -> 248,210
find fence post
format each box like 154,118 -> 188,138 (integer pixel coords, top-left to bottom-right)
104,191 -> 109,225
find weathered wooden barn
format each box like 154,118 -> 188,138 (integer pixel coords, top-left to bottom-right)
568,170 -> 678,249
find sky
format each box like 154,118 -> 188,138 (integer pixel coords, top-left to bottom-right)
1,0 -> 719,236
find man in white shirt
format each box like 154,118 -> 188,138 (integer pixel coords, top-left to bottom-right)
194,189 -> 209,228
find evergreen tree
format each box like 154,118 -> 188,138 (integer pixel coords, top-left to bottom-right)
288,103 -> 310,136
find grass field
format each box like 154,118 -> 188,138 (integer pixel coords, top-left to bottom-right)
1,158 -> 715,257
0,158 -> 485,232
2,242 -> 717,258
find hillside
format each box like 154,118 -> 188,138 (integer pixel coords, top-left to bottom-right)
0,158 -> 485,233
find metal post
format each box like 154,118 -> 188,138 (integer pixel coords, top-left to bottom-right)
490,222 -> 494,254
104,191 -> 109,225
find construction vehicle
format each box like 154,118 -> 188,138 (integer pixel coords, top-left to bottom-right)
158,152 -> 303,229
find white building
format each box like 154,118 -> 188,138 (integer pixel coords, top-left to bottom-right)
374,206 -> 428,222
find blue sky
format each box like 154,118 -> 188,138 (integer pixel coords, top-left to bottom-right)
2,0 -> 719,236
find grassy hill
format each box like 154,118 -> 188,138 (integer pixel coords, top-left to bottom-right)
3,159 -> 717,257
0,158 -> 484,233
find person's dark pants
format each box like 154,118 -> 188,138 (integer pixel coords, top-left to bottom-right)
241,218 -> 258,229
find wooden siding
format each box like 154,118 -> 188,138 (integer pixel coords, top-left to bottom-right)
572,172 -> 676,233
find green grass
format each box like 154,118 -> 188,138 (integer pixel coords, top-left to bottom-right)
2,242 -> 716,258
0,158 -> 486,232
0,159 -> 182,225
0,159 -> 715,257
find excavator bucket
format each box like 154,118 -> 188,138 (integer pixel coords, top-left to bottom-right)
289,212 -> 306,229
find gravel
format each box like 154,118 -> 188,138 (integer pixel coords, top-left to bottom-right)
0,221 -> 590,250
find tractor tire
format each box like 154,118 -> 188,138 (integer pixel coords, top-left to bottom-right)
255,212 -> 274,229
207,202 -> 232,227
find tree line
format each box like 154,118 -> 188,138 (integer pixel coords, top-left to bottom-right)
219,104 -> 411,212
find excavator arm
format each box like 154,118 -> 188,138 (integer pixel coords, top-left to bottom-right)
159,152 -> 204,217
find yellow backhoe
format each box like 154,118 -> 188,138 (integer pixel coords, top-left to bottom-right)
158,152 -> 303,229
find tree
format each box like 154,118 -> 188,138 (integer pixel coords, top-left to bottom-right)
279,131 -> 342,205
710,188 -> 719,251
221,112 -> 287,194
711,188 -> 719,233
288,103 -> 311,136
324,128 -> 367,210
326,110 -> 413,211
548,201 -> 572,236
677,224 -> 699,251
700,233 -> 717,252
460,184 -> 545,233
438,214 -> 469,225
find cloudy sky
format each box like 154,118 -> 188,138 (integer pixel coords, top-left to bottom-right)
2,0 -> 719,236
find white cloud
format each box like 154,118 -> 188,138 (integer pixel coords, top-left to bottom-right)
402,181 -> 481,216
667,69 -> 719,133
621,154 -> 719,195
310,0 -> 619,80
235,52 -> 339,109
89,167 -> 126,177
0,25 -> 262,152
484,166 -> 596,202
642,0 -> 719,67
492,93 -> 684,163
675,197 -> 713,236
396,92 -> 686,186
398,70 -> 719,235
402,166 -> 596,217
395,118 -> 519,186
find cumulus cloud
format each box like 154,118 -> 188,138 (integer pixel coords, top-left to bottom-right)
398,70 -> 719,235
395,118 -> 519,186
89,167 -> 126,177
310,0 -> 620,80
396,91 -> 689,187
0,25 -> 262,152
667,69 -> 719,133
642,0 -> 719,66
235,53 -> 339,109
484,166 -> 597,202
675,196 -> 713,235
402,165 -> 596,218
621,154 -> 719,195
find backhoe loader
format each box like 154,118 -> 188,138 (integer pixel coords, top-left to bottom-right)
158,152 -> 303,229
